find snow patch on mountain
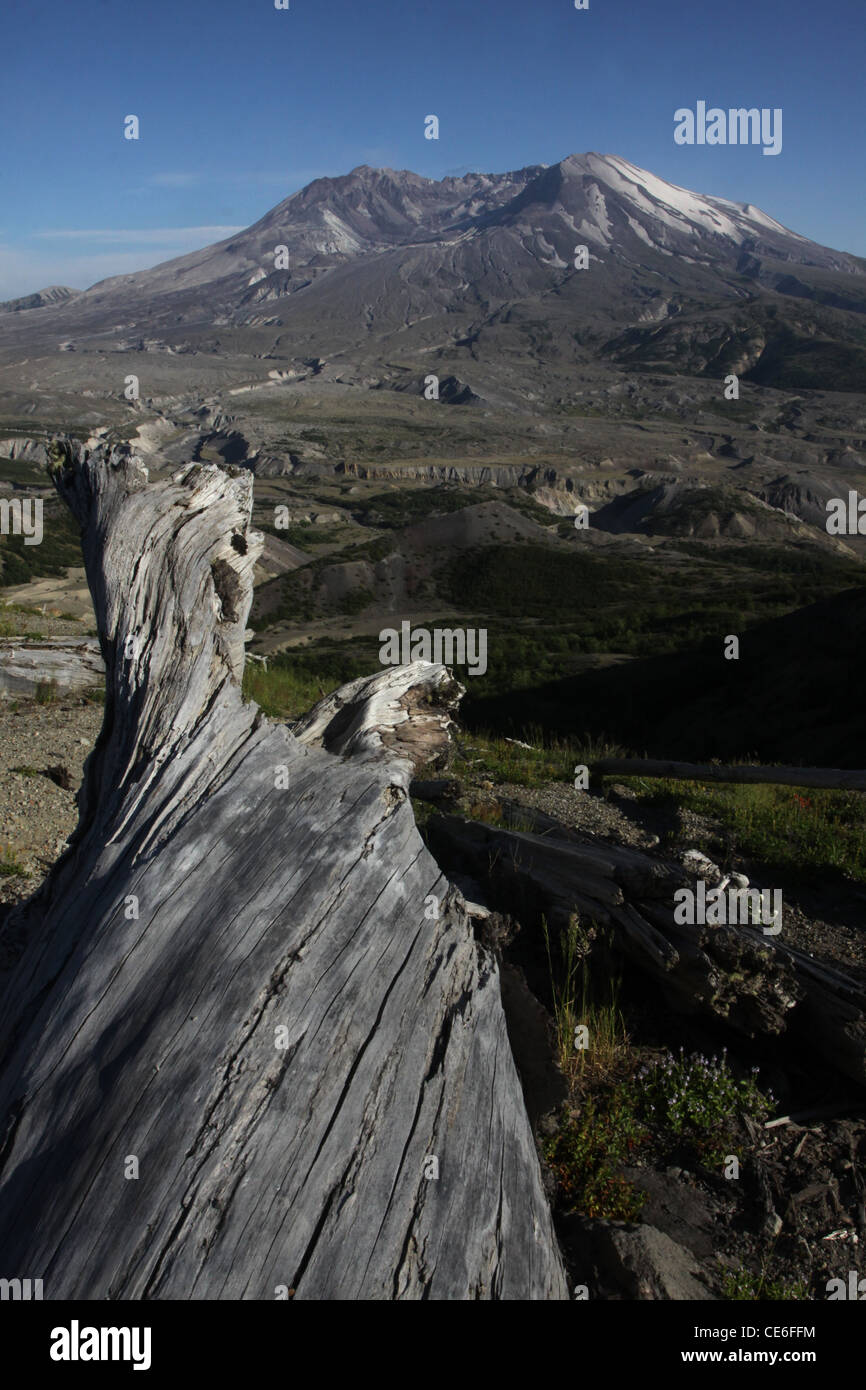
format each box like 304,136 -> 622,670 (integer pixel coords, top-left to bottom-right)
626,215 -> 654,248
319,210 -> 366,254
585,153 -> 811,252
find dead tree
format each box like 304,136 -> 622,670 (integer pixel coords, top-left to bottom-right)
0,637 -> 104,698
426,806 -> 866,1089
0,443 -> 568,1301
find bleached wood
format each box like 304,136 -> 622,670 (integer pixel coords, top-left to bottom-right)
0,441 -> 567,1301
0,637 -> 104,697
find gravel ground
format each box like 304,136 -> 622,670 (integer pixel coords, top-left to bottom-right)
496,780 -> 661,849
0,612 -> 93,638
0,696 -> 102,905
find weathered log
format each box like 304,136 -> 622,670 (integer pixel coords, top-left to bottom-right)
425,811 -> 866,1087
0,637 -> 104,697
0,441 -> 568,1301
591,758 -> 866,792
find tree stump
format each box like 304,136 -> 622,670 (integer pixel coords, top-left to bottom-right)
0,442 -> 568,1301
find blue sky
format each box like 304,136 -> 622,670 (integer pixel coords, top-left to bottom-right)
0,0 -> 863,297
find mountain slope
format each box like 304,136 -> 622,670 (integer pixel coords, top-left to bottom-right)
65,154 -> 866,307
0,285 -> 80,313
1,154 -> 863,403
470,584 -> 866,767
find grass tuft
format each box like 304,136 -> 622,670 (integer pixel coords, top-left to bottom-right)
0,844 -> 28,877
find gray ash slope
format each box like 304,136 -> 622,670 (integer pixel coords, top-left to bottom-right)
1,153 -> 864,401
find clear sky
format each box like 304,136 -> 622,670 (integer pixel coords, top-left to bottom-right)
0,0 -> 863,298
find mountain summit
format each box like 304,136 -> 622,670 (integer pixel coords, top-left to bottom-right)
69,153 -> 863,304
1,154 -> 864,401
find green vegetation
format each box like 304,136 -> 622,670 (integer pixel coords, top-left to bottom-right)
745,332 -> 866,393
253,492 -> 864,772
241,644 -> 379,720
443,541 -> 863,687
544,1044 -> 774,1221
258,519 -> 349,551
348,484 -> 555,531
541,916 -> 646,1222
335,536 -> 396,564
236,657 -> 866,883
0,456 -> 45,484
720,1266 -> 810,1301
451,729 -> 624,787
539,893 -> 776,1216
543,916 -> 627,1087
544,916 -> 585,1082
242,662 -> 326,719
335,586 -> 374,617
618,777 -> 866,884
450,732 -> 866,884
636,1049 -> 773,1168
0,422 -> 89,440
34,680 -> 58,705
544,1092 -> 648,1221
0,505 -> 82,587
263,568 -> 319,624
0,601 -> 47,637
670,540 -> 857,580
0,845 -> 28,877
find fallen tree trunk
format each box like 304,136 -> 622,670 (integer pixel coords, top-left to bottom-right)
425,806 -> 866,1087
0,442 -> 568,1301
590,758 -> 866,792
0,637 -> 104,698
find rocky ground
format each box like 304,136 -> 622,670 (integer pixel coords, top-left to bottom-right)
0,696 -> 102,933
0,599 -> 93,640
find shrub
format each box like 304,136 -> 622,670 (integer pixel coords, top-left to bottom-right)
636,1048 -> 774,1167
544,1091 -> 648,1221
